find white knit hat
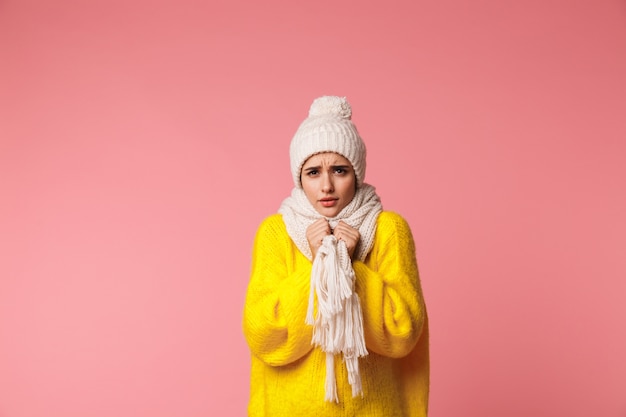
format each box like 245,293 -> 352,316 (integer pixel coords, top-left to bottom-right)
290,96 -> 366,188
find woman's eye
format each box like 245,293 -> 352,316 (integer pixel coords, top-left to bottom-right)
307,170 -> 318,176
334,168 -> 345,174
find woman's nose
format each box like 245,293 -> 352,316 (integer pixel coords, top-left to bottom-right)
321,174 -> 334,193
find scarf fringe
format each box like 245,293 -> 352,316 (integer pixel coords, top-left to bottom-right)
325,352 -> 338,402
306,235 -> 368,401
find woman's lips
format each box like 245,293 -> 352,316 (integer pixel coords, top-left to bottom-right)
319,198 -> 338,207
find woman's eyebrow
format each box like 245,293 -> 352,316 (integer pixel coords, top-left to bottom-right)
303,164 -> 351,172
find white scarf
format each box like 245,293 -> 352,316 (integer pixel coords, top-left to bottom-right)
278,184 -> 383,402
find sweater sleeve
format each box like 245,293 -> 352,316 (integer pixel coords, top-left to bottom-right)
353,212 -> 426,358
243,215 -> 314,366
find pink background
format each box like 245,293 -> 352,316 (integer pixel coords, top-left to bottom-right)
1,1 -> 625,416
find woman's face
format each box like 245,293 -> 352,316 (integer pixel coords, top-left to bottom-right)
301,152 -> 357,217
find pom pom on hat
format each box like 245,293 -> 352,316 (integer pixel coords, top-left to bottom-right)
290,96 -> 366,188
308,96 -> 353,120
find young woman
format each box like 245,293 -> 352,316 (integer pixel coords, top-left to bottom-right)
243,96 -> 429,416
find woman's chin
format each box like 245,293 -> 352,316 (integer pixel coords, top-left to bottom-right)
315,205 -> 340,218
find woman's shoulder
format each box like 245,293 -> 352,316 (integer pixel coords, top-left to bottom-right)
377,211 -> 411,230
376,211 -> 415,243
259,213 -> 284,227
255,213 -> 288,238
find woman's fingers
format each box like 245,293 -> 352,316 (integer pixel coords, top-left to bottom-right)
333,221 -> 360,259
306,219 -> 331,258
306,220 -> 362,259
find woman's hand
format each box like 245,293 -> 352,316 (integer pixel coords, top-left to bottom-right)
306,218 -> 331,259
333,221 -> 361,259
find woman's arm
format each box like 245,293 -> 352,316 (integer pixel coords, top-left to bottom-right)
353,212 -> 426,358
243,215 -> 314,366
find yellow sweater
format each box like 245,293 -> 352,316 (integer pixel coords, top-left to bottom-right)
243,211 -> 429,417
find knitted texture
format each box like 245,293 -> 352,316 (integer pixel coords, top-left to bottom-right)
279,184 -> 382,262
290,96 -> 366,188
243,212 -> 430,417
278,184 -> 382,402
